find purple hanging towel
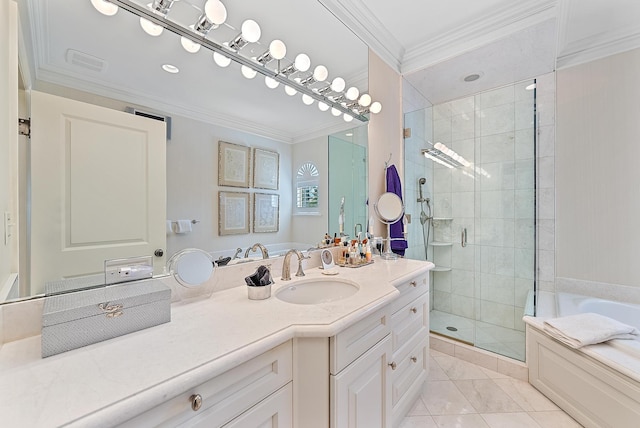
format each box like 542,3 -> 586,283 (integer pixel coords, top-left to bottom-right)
385,165 -> 407,256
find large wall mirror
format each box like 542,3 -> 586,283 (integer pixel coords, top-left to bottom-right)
2,0 -> 370,303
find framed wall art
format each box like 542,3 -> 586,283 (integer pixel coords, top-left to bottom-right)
218,191 -> 250,235
218,141 -> 250,188
253,193 -> 279,233
253,148 -> 279,190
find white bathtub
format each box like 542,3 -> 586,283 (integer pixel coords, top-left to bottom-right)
556,292 -> 640,330
525,292 -> 640,428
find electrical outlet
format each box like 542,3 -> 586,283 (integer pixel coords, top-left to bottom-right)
4,212 -> 12,245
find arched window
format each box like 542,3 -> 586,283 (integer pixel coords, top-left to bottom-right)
295,162 -> 319,214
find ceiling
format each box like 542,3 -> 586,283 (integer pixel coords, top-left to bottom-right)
18,0 -> 640,142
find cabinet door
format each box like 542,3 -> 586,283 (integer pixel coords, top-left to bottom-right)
331,335 -> 392,428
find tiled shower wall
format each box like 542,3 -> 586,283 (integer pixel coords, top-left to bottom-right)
403,74 -> 557,334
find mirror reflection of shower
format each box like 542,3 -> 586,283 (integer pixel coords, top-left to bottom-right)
417,177 -> 432,259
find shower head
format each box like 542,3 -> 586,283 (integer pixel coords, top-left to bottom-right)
418,178 -> 427,202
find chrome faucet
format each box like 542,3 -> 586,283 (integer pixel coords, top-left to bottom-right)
281,249 -> 306,281
232,247 -> 242,259
244,243 -> 269,259
354,223 -> 363,239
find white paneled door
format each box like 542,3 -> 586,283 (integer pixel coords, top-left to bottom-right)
30,91 -> 166,294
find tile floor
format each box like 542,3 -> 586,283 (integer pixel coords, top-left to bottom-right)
430,310 -> 526,361
400,349 -> 583,428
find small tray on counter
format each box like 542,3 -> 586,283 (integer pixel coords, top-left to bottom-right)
338,260 -> 374,268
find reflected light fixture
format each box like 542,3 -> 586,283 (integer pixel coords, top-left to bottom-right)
241,65 -> 257,79
257,40 -> 287,65
162,63 -> 179,73
91,0 -> 119,15
104,0 -> 380,123
228,19 -> 261,50
194,0 -> 227,33
265,76 -> 279,89
213,50 -> 231,67
140,17 -> 163,36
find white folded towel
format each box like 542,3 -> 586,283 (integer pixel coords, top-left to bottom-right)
166,220 -> 173,235
174,219 -> 192,234
543,313 -> 639,349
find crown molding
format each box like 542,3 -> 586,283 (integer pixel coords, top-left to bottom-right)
401,0 -> 557,74
556,0 -> 640,69
319,0 -> 404,72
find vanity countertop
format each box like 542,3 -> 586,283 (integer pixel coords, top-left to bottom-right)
0,257 -> 432,427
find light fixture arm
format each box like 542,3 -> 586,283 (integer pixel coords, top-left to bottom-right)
109,0 -> 369,122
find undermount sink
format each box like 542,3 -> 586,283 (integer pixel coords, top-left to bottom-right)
275,278 -> 359,305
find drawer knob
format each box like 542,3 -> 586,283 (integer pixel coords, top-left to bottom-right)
410,281 -> 417,287
388,361 -> 397,370
410,307 -> 417,314
411,356 -> 417,363
190,394 -> 202,411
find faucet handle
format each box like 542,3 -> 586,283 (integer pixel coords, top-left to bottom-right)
295,258 -> 306,277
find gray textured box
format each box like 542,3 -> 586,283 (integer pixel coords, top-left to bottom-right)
42,279 -> 171,358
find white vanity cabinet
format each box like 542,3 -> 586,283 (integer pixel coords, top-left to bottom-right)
120,340 -> 293,427
327,272 -> 429,428
388,273 -> 429,428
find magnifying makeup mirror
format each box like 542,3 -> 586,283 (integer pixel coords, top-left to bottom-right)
374,192 -> 405,260
167,248 -> 214,288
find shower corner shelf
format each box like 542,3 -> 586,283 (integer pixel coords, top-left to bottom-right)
432,217 -> 453,222
429,241 -> 452,247
432,266 -> 452,272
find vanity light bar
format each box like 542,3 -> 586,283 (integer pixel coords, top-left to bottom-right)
107,0 -> 371,122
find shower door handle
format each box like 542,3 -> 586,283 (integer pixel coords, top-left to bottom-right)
461,228 -> 467,247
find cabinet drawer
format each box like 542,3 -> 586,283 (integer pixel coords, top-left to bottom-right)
330,305 -> 390,375
391,294 -> 428,358
391,337 -> 428,408
120,340 -> 292,427
390,274 -> 428,313
221,383 -> 292,428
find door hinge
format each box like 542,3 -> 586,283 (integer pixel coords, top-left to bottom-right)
403,128 -> 411,138
18,118 -> 30,137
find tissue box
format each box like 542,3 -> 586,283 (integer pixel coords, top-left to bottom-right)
42,279 -> 171,358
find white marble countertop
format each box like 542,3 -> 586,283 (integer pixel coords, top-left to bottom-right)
0,257 -> 432,428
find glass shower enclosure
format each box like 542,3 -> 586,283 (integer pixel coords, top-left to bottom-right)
404,80 -> 536,361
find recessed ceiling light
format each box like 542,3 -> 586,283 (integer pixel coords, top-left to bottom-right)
162,64 -> 179,74
463,73 -> 482,82
345,133 -> 353,137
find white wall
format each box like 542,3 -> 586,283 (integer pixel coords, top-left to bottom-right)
0,0 -> 19,289
291,135 -> 329,246
368,50 -> 403,238
556,47 -> 640,289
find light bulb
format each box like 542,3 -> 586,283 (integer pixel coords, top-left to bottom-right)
265,76 -> 279,89
241,19 -> 261,43
181,36 -> 201,53
162,64 -> 179,74
91,0 -> 118,16
140,17 -> 163,36
345,86 -> 359,101
204,0 -> 227,25
241,65 -> 257,79
313,65 -> 328,82
331,77 -> 346,92
318,102 -> 329,112
370,101 -> 382,114
302,94 -> 314,105
358,93 -> 372,107
331,107 -> 342,117
284,85 -> 297,96
269,40 -> 286,60
213,51 -> 231,67
343,114 -> 354,122
294,54 -> 311,72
